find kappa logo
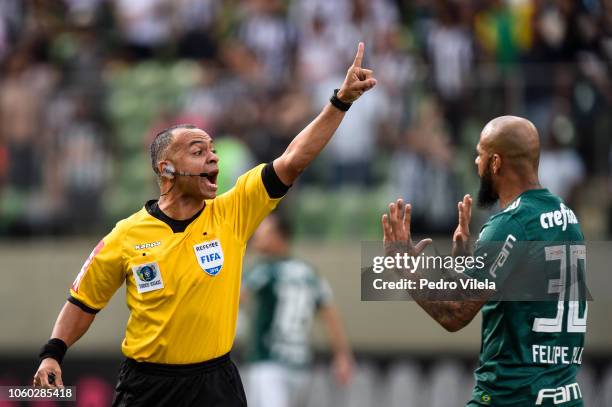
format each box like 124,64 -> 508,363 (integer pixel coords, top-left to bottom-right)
193,239 -> 224,276
134,241 -> 161,250
132,262 -> 164,293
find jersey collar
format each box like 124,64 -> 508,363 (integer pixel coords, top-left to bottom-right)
145,200 -> 204,233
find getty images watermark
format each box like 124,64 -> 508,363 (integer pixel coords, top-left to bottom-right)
361,240 -> 599,302
371,251 -> 492,291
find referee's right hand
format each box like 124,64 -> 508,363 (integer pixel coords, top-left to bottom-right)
33,358 -> 64,388
336,42 -> 377,104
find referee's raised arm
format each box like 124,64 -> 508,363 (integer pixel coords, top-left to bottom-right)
272,42 -> 377,186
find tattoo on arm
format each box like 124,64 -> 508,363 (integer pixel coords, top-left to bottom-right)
389,250 -> 493,331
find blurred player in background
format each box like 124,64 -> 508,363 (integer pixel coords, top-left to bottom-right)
242,211 -> 353,407
382,116 -> 587,406
32,42 -> 376,406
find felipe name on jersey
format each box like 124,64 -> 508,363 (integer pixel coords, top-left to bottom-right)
193,239 -> 224,276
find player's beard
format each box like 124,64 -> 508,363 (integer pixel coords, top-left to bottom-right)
477,164 -> 499,208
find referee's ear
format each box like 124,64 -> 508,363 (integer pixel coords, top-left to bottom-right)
157,161 -> 175,181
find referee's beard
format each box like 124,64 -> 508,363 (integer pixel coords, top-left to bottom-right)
477,165 -> 498,209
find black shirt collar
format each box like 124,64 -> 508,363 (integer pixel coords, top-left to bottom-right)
145,200 -> 204,233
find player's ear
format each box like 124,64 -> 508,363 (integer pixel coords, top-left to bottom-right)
491,154 -> 501,175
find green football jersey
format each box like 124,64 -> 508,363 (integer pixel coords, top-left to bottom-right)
243,257 -> 332,368
465,189 -> 587,407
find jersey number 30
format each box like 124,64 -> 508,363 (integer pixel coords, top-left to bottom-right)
532,245 -> 587,333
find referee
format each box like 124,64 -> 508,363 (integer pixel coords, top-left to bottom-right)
32,42 -> 376,406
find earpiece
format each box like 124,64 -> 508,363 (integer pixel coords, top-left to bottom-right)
160,164 -> 209,181
162,164 -> 176,179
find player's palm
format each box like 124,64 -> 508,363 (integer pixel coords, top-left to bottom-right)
381,199 -> 432,257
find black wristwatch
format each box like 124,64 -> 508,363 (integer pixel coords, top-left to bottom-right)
329,89 -> 352,112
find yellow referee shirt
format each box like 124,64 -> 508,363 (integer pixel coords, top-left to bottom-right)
69,164 -> 285,364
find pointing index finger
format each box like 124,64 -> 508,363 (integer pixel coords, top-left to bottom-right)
352,42 -> 364,67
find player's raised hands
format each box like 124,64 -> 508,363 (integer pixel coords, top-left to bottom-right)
382,199 -> 432,257
336,42 -> 377,103
452,194 -> 472,255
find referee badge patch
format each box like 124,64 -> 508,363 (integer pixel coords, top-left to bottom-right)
193,239 -> 224,276
132,262 -> 164,293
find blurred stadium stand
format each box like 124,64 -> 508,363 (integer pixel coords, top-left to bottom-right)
0,0 -> 610,239
1,0 -> 611,406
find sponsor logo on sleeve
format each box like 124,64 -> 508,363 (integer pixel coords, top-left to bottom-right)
489,234 -> 517,278
193,239 -> 224,276
536,382 -> 582,405
131,262 -> 164,293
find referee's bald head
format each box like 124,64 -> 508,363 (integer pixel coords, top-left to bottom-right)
150,123 -> 197,176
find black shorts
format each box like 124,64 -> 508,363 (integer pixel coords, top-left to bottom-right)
112,353 -> 247,407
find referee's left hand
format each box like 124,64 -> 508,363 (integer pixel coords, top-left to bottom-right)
336,42 -> 377,103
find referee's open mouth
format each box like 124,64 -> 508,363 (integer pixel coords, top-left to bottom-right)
203,170 -> 218,192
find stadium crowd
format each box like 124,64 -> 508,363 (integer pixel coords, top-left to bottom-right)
0,0 -> 610,237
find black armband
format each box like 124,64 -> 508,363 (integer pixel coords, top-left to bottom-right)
39,338 -> 68,365
262,162 -> 290,198
329,89 -> 352,112
67,295 -> 100,314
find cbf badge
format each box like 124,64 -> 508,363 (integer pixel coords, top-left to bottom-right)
131,262 -> 164,293
193,239 -> 224,276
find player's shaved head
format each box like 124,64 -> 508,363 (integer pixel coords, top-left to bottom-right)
475,115 -> 542,208
480,115 -> 540,173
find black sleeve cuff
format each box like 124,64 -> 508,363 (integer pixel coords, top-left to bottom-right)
67,296 -> 100,314
261,162 -> 290,199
